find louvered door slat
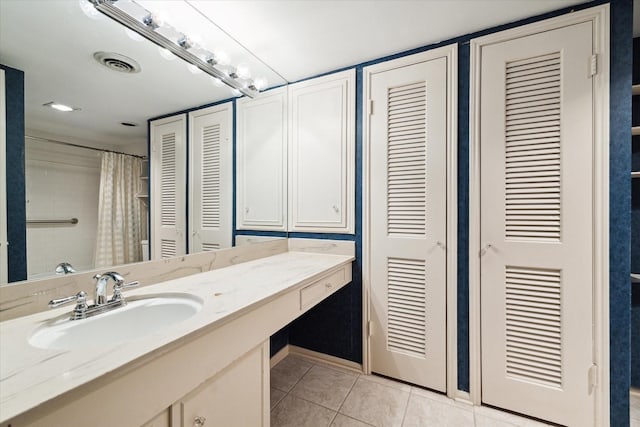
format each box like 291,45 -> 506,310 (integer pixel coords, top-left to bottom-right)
201,124 -> 221,228
387,81 -> 426,237
504,52 -> 561,242
161,133 -> 177,227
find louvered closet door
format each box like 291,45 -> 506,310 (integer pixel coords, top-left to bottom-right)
151,115 -> 186,259
189,105 -> 232,252
479,22 -> 594,426
369,57 -> 447,391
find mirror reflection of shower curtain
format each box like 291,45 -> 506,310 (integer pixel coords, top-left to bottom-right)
95,152 -> 142,268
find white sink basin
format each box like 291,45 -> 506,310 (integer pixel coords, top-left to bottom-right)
29,293 -> 203,350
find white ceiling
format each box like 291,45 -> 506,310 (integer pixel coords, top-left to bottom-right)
1,0 -> 626,151
192,0 -> 588,82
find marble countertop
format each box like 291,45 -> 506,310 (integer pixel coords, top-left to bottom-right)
0,251 -> 354,423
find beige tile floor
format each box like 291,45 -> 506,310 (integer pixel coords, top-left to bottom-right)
270,355 -> 560,427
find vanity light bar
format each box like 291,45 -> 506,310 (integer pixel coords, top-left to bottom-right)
89,0 -> 260,98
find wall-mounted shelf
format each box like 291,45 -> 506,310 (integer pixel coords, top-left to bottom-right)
632,273 -> 640,284
633,126 -> 640,136
633,171 -> 640,178
136,194 -> 149,207
138,159 -> 149,208
633,84 -> 640,96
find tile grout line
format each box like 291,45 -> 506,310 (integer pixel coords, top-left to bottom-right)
270,357 -> 316,414
399,385 -> 413,427
335,371 -> 361,417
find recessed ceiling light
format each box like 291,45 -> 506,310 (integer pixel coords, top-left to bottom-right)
43,102 -> 80,112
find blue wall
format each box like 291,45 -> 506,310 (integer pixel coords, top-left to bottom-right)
609,2 -> 633,425
1,64 -> 26,283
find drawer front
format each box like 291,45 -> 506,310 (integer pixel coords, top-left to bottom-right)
300,265 -> 351,310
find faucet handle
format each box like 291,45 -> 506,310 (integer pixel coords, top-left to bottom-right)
48,291 -> 87,308
112,280 -> 139,301
49,291 -> 88,320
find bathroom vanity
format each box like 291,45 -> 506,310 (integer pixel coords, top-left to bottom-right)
0,242 -> 354,427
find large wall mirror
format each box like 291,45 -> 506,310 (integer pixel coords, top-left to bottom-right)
0,0 -> 285,283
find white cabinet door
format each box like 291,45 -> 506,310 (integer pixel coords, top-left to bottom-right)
288,70 -> 355,233
150,115 -> 187,259
478,21 -> 595,426
236,88 -> 288,231
181,341 -> 269,427
189,104 -> 233,252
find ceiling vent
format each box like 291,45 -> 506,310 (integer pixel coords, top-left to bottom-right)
93,52 -> 141,74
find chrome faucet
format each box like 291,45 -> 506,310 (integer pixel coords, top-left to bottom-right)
93,271 -> 125,305
55,262 -> 76,275
47,271 -> 139,320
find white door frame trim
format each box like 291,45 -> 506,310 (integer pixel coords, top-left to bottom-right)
468,5 -> 610,424
362,44 -> 459,398
0,69 -> 7,284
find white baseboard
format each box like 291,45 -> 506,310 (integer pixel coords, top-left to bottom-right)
270,345 -> 290,369
288,345 -> 363,373
269,344 -> 363,373
453,390 -> 473,405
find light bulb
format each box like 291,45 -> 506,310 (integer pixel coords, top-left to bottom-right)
125,29 -> 144,41
142,12 -> 166,29
51,103 -> 74,112
43,102 -> 77,112
253,77 -> 268,91
187,64 -> 202,75
158,47 -> 176,61
236,64 -> 251,80
214,51 -> 230,66
78,0 -> 101,19
177,34 -> 193,49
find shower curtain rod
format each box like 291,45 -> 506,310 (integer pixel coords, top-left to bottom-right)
25,135 -> 147,159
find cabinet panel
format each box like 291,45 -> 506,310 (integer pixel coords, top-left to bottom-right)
189,104 -> 233,252
150,115 -> 187,259
237,88 -> 287,231
288,69 -> 355,233
141,409 -> 170,427
181,341 -> 269,427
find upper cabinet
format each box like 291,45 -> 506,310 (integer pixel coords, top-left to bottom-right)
236,87 -> 288,231
288,70 -> 356,233
236,70 -> 356,234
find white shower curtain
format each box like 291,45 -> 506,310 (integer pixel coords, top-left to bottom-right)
94,152 -> 142,268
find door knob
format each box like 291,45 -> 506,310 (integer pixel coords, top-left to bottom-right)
480,243 -> 493,257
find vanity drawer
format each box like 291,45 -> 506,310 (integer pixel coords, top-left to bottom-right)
300,265 -> 351,310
